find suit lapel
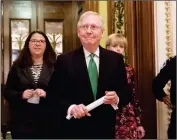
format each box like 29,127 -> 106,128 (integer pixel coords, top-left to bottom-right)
73,47 -> 94,101
97,46 -> 108,98
38,63 -> 53,86
22,67 -> 36,88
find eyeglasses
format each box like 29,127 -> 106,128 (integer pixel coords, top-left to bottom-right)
30,39 -> 46,44
79,24 -> 101,31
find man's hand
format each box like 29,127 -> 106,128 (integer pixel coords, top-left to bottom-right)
163,95 -> 174,108
104,91 -> 119,105
70,104 -> 91,119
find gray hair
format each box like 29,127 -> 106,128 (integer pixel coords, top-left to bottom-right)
77,11 -> 104,30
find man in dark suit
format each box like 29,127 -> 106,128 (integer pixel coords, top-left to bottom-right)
48,11 -> 131,139
152,56 -> 176,139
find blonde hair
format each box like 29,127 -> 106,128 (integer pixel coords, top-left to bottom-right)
77,11 -> 104,30
106,33 -> 128,50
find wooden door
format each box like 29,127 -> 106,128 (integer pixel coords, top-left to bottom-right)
2,0 -> 82,81
37,1 -> 80,53
125,1 -> 157,139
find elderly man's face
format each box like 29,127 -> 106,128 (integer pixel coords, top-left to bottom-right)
77,15 -> 104,47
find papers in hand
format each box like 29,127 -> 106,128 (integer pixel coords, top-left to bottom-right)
27,96 -> 40,104
66,96 -> 118,120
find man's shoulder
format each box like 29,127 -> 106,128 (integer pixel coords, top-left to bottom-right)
161,56 -> 176,68
101,47 -> 123,58
167,55 -> 176,63
170,55 -> 176,62
56,47 -> 83,62
57,48 -> 78,57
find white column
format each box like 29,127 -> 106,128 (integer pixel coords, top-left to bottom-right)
154,1 -> 176,139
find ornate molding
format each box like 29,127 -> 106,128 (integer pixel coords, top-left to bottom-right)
164,1 -> 173,96
114,1 -> 125,34
107,1 -> 125,34
77,1 -> 84,15
164,1 -> 173,59
164,0 -> 173,128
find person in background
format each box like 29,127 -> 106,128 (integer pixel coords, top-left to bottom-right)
47,11 -> 132,139
152,56 -> 176,139
106,33 -> 145,139
3,30 -> 56,139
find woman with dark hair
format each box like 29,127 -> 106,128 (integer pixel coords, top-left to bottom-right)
3,30 -> 56,139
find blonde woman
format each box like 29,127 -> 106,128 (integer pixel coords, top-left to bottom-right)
106,33 -> 145,139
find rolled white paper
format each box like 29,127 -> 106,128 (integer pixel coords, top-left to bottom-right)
86,96 -> 105,111
66,93 -> 119,120
66,96 -> 105,120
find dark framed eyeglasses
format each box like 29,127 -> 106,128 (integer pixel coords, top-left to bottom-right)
30,39 -> 46,44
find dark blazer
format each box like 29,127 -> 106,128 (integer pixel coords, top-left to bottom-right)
152,56 -> 176,139
3,63 -> 54,138
48,46 -> 132,139
152,56 -> 176,106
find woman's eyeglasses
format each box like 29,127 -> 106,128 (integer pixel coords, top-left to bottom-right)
30,39 -> 46,44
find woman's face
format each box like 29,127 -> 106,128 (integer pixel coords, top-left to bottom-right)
108,44 -> 125,56
29,33 -> 46,57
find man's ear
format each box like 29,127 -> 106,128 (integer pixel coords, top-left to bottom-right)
101,29 -> 104,38
77,29 -> 80,37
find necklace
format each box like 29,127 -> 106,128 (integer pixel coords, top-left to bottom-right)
30,64 -> 43,83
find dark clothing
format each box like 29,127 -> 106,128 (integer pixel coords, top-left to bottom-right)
168,109 -> 176,139
3,63 -> 54,139
152,56 -> 176,139
48,46 -> 132,139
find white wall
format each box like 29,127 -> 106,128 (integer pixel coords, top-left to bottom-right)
154,1 -> 176,139
171,1 -> 176,54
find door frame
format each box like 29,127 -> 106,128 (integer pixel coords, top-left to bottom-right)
125,1 -> 157,138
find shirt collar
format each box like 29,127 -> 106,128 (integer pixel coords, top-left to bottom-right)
83,46 -> 100,58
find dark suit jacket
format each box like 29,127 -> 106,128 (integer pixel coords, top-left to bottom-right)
3,63 -> 54,136
152,56 -> 176,138
152,56 -> 176,106
48,46 -> 132,139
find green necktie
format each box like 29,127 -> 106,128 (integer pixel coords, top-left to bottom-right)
88,53 -> 98,100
